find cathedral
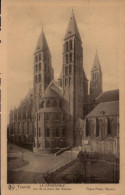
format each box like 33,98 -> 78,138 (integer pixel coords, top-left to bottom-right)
8,11 -> 119,155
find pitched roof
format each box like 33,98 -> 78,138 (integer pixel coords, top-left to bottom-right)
86,101 -> 119,118
64,11 -> 81,40
34,28 -> 51,54
95,89 -> 119,103
44,80 -> 63,98
92,50 -> 101,71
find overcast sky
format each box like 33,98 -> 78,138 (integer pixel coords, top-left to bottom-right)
7,0 -> 119,115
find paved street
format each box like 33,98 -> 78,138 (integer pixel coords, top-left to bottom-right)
7,143 -> 77,183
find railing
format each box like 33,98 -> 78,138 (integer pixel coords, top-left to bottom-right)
43,158 -> 77,178
55,145 -> 72,156
34,158 -> 77,184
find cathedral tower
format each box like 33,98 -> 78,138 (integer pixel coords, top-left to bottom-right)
62,11 -> 88,145
63,11 -> 88,118
33,28 -> 54,112
90,50 -> 102,98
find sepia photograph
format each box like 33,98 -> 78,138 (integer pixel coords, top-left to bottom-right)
6,0 -> 120,184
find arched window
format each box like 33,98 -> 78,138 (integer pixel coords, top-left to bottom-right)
55,128 -> 59,137
24,122 -> 27,134
35,55 -> 38,62
86,120 -> 89,137
69,77 -> 71,85
96,118 -> 99,137
22,123 -> 24,134
86,119 -> 90,137
40,101 -> 44,108
46,100 -> 51,107
107,118 -> 111,135
65,66 -> 68,75
69,53 -> 72,62
45,113 -> 49,120
39,53 -> 41,60
69,64 -> 72,74
69,40 -> 72,50
38,128 -> 41,137
39,74 -> 41,82
62,128 -> 66,137
27,122 -> 29,134
53,100 -> 57,107
39,63 -> 41,70
46,128 -> 50,137
65,78 -> 68,86
66,54 -> 68,64
59,100 -> 62,108
39,85 -> 41,95
36,64 -> 38,72
65,41 -> 68,52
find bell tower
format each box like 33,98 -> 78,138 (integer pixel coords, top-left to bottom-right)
62,11 -> 88,146
33,28 -> 54,112
63,11 -> 88,118
90,50 -> 102,98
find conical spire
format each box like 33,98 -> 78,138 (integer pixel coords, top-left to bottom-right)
34,27 -> 51,54
92,50 -> 101,71
64,10 -> 81,40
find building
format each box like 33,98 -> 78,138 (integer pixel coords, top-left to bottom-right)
8,11 -> 119,155
8,89 -> 34,149
83,101 -> 119,156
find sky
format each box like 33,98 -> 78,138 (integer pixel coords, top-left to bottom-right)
7,0 -> 119,115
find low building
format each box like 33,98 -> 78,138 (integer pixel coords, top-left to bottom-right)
82,101 -> 119,156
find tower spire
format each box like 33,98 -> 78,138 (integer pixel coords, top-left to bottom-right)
64,11 -> 81,40
90,51 -> 102,97
34,26 -> 51,55
92,50 -> 101,71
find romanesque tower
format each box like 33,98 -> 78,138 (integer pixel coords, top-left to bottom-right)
33,28 -> 54,112
63,11 -> 88,118
90,50 -> 102,98
62,11 -> 88,145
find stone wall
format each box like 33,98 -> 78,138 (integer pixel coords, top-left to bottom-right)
82,138 -> 119,157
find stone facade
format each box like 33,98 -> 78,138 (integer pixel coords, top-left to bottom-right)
82,101 -> 119,156
8,90 -> 34,148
